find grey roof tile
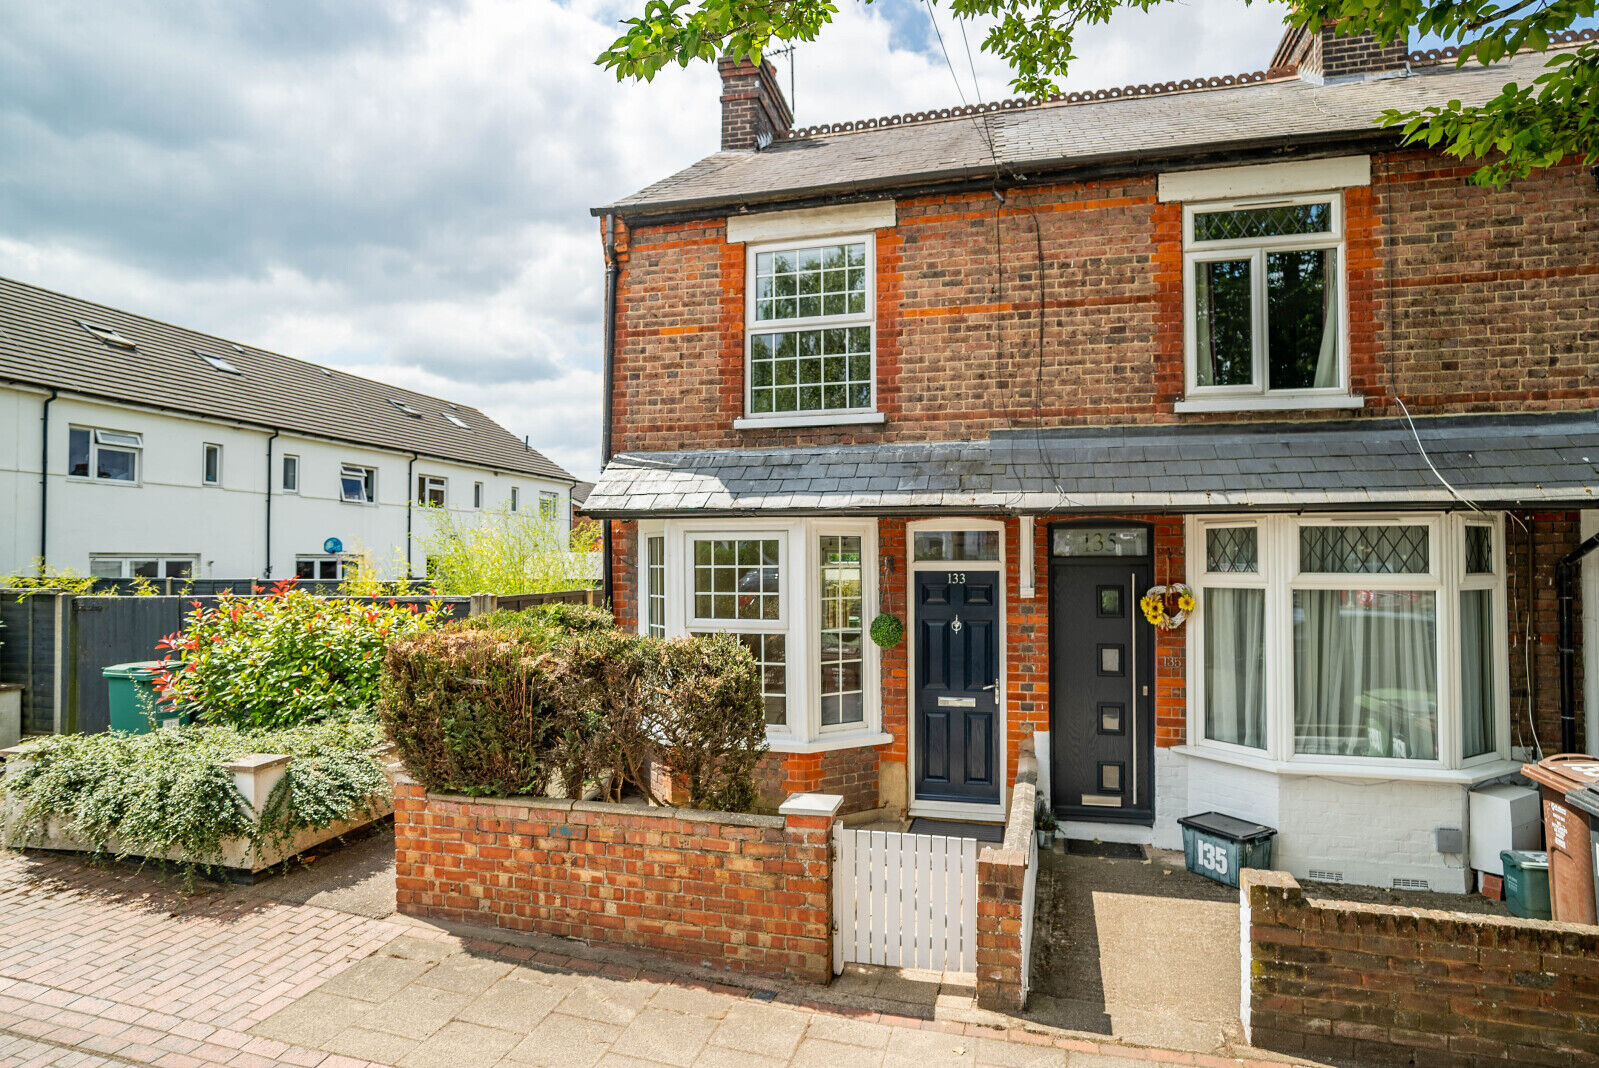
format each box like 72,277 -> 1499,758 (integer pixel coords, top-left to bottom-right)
0,277 -> 573,481
584,412 -> 1599,516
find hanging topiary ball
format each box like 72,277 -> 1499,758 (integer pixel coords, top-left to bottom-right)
869,612 -> 904,649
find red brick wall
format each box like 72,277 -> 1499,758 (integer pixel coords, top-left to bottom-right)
975,754 -> 1040,1012
393,778 -> 834,983
608,155 -> 1598,456
1244,868 -> 1599,1065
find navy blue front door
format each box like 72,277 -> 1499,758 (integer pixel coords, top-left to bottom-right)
915,570 -> 1001,804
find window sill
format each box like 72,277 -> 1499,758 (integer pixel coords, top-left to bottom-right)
734,411 -> 886,430
1172,743 -> 1522,785
766,730 -> 893,755
1173,393 -> 1365,414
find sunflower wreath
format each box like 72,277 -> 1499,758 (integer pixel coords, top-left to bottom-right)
1139,582 -> 1195,630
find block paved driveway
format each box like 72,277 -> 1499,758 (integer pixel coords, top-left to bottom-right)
0,838 -> 1314,1068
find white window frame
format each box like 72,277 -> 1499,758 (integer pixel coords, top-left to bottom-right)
282,454 -> 300,493
473,481 -> 484,509
1180,192 -> 1351,408
638,518 -> 883,750
539,491 -> 560,520
202,443 -> 222,487
510,486 -> 519,512
89,556 -> 197,579
739,233 -> 880,428
417,474 -> 446,507
67,426 -> 142,485
294,555 -> 347,580
1185,512 -> 1511,774
340,464 -> 377,505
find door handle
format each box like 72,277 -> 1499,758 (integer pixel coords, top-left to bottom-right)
981,681 -> 998,691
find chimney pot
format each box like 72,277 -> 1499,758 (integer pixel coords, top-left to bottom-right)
718,55 -> 793,151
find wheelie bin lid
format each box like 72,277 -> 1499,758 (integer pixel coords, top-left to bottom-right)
1522,755 -> 1599,794
101,661 -> 165,680
1177,811 -> 1276,843
1565,785 -> 1599,819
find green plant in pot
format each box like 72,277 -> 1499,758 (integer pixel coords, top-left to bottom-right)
1035,807 -> 1059,849
869,612 -> 904,649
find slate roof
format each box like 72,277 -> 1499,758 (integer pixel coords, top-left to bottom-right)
584,413 -> 1599,516
598,49 -> 1560,216
0,276 -> 573,482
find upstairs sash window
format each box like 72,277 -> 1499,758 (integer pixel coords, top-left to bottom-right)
746,238 -> 874,417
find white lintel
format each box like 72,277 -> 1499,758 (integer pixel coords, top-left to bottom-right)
726,200 -> 897,245
1157,155 -> 1371,203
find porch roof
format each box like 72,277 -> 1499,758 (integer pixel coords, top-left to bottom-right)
585,412 -> 1599,517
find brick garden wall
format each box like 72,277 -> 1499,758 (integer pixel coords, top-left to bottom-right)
1243,868 -> 1599,1065
975,752 -> 1040,1012
393,777 -> 835,983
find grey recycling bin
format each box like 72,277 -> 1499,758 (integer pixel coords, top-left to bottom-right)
1178,811 -> 1277,889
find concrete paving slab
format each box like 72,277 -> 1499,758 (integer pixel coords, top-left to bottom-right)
882,1026 -> 978,1067
359,982 -> 475,1041
709,1002 -> 811,1058
692,1043 -> 788,1068
801,1013 -> 894,1049
412,955 -> 514,995
558,976 -> 659,1026
249,991 -> 373,1048
647,983 -> 736,1018
969,1036 -> 1071,1066
398,1020 -> 520,1068
613,1007 -> 718,1066
503,1012 -> 622,1067
790,1036 -> 887,1068
381,935 -> 462,963
323,1025 -> 420,1064
316,956 -> 434,1003
455,975 -> 565,1030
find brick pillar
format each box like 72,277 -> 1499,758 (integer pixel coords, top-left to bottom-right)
975,753 -> 1038,1011
778,792 -> 843,984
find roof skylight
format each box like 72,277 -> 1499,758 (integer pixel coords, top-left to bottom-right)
442,412 -> 470,430
389,399 -> 423,417
195,349 -> 241,374
76,320 -> 136,350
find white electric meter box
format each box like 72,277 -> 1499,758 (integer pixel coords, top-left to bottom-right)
1469,783 -> 1542,875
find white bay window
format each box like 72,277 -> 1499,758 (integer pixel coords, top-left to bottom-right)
1188,514 -> 1509,771
638,519 -> 884,749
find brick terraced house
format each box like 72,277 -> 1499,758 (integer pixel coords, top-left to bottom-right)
587,25 -> 1599,892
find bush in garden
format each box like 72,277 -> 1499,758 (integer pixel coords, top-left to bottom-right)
650,634 -> 767,812
419,503 -> 600,595
155,579 -> 448,729
459,601 -> 614,642
378,629 -> 562,797
0,718 -> 389,875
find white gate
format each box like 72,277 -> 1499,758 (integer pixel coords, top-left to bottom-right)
833,826 -> 979,974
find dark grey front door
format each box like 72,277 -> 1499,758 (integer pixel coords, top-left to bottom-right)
1050,558 -> 1154,823
915,569 -> 1001,804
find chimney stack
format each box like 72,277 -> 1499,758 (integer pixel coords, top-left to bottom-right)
718,55 -> 793,151
1272,23 -> 1409,83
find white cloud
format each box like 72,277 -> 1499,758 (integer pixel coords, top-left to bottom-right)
0,0 -> 1291,480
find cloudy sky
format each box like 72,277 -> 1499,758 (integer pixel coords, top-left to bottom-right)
1,0 -> 1299,480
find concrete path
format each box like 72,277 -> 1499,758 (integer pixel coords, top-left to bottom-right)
0,839 -> 1313,1068
1026,848 -> 1245,1055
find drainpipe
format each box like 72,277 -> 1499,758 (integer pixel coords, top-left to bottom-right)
600,213 -> 619,609
38,389 -> 58,573
264,429 -> 280,578
406,452 -> 418,581
1557,530 -> 1599,753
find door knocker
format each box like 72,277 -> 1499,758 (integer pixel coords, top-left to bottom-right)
951,613 -> 963,634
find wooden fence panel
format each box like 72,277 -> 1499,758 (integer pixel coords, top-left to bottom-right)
834,825 -> 978,973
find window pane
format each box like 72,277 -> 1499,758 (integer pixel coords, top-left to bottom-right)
749,327 -> 871,414
295,560 -> 315,579
1465,526 -> 1494,574
1193,202 -> 1331,241
69,428 -> 90,477
754,242 -> 865,324
341,472 -> 366,502
1300,525 -> 1429,574
1203,588 -> 1266,749
913,530 -> 999,562
1293,589 -> 1437,760
164,560 -> 193,578
283,456 -> 298,491
820,535 -> 865,727
204,446 -> 220,484
1461,589 -> 1496,758
1266,249 -> 1337,391
319,560 -> 339,580
1052,527 -> 1149,558
1204,527 -> 1258,573
131,559 -> 160,578
89,558 -> 124,578
98,447 -> 136,482
694,632 -> 787,727
692,538 -> 779,620
645,536 -> 666,639
1194,259 -> 1252,387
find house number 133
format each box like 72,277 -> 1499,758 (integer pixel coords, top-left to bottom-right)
948,572 -> 966,584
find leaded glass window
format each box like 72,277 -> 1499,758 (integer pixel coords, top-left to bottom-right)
1465,526 -> 1493,574
1185,195 -> 1343,397
1205,527 -> 1258,574
1300,525 -> 1429,575
691,538 -> 780,621
747,238 -> 874,417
